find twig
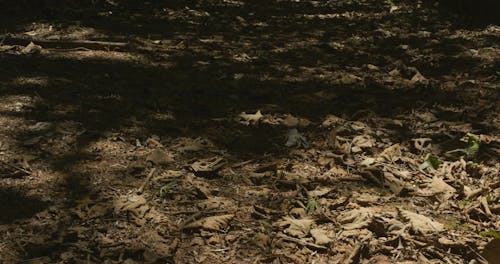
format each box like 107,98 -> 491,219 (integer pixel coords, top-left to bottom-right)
2,36 -> 128,51
277,233 -> 327,250
210,248 -> 230,252
344,242 -> 362,264
344,234 -> 372,264
231,159 -> 254,168
137,168 -> 156,194
466,188 -> 488,200
0,160 -> 31,175
480,196 -> 493,217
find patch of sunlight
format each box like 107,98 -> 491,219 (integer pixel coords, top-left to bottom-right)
12,76 -> 50,87
48,50 -> 145,62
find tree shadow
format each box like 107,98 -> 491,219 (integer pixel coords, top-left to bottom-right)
0,0 -> 498,262
0,188 -> 50,224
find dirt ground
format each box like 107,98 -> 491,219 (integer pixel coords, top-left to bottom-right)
0,0 -> 499,263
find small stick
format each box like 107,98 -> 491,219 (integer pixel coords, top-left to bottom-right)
137,168 -> 156,194
466,188 -> 487,200
231,159 -> 254,168
0,160 -> 31,175
480,196 -> 493,217
344,234 -> 372,264
277,233 -> 327,250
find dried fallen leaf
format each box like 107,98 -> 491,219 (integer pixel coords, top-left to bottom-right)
253,233 -> 271,250
410,71 -> 428,85
21,42 -> 43,54
307,187 -> 332,198
282,115 -> 311,127
352,135 -> 374,153
421,176 -> 456,201
114,194 -> 151,225
239,110 -> 263,125
183,214 -> 234,231
310,228 -> 332,245
276,217 -> 314,238
398,208 -> 444,234
338,208 -> 374,230
379,144 -> 402,162
146,149 -> 174,165
191,157 -> 225,175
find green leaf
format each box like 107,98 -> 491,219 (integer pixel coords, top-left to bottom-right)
419,156 -> 442,170
465,133 -> 480,158
480,230 -> 500,239
459,200 -> 470,207
306,199 -> 318,215
159,183 -> 178,198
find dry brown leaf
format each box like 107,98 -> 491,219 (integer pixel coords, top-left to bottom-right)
321,115 -> 345,127
197,197 -> 234,211
21,42 -> 43,54
310,228 -> 333,245
413,138 -> 432,151
114,194 -> 151,225
382,171 -> 412,195
176,137 -> 214,152
410,71 -> 428,85
420,176 -> 456,201
276,217 -> 314,238
338,208 -> 374,230
253,233 -> 271,250
191,157 -> 225,174
146,149 -> 174,165
398,208 -> 444,234
183,214 -> 234,231
352,135 -> 374,153
307,187 -> 332,198
379,144 -> 402,162
239,110 -> 263,125
282,115 -> 311,127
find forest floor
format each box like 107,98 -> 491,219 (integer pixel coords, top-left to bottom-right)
0,0 -> 499,263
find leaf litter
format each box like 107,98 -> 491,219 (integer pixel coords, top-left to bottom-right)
0,0 -> 499,263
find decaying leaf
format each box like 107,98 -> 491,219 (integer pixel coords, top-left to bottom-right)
338,208 -> 374,230
239,110 -> 263,125
191,157 -> 225,175
413,138 -> 432,151
282,115 -> 312,127
114,194 -> 151,225
183,214 -> 234,231
275,217 -> 314,238
197,197 -> 234,211
398,208 -> 444,234
420,176 -> 456,201
410,70 -> 428,85
378,144 -> 402,162
310,228 -> 333,245
21,42 -> 43,54
176,137 -> 214,152
146,149 -> 174,165
352,135 -> 374,153
321,115 -> 345,127
307,187 -> 332,198
253,233 -> 271,250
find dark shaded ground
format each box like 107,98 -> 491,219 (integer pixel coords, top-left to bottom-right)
0,0 -> 499,263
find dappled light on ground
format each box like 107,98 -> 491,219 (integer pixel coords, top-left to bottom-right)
0,0 -> 499,263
